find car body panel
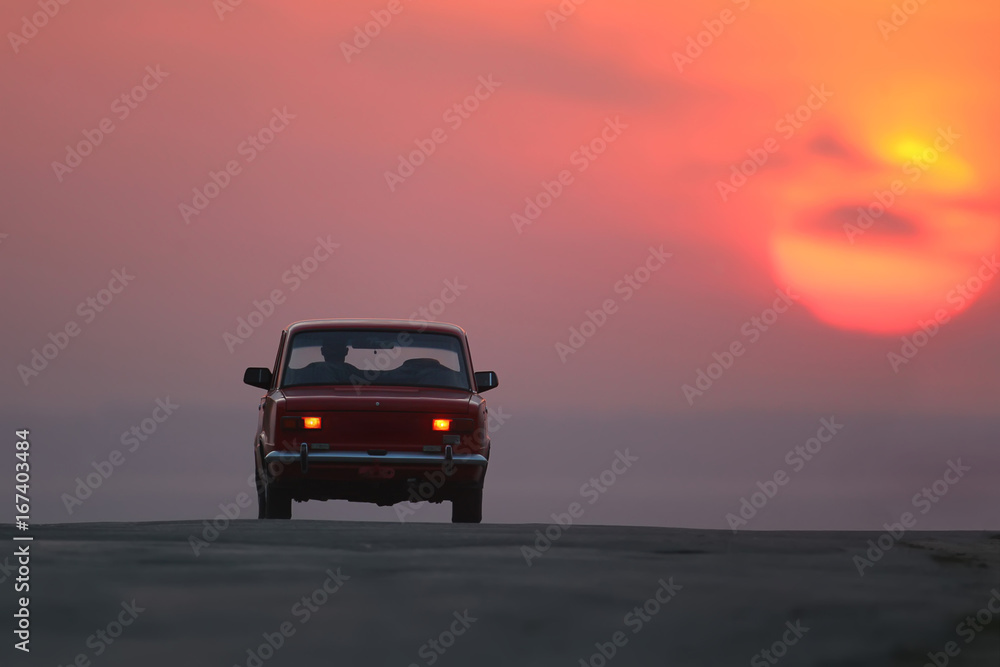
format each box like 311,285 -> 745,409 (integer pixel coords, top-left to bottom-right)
247,319 -> 495,512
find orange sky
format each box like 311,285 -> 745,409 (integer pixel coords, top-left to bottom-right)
2,0 -> 998,414
4,0 -> 1000,530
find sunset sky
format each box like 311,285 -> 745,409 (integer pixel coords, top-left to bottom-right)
2,0 -> 997,527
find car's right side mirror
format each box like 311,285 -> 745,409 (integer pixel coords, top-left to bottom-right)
474,371 -> 498,393
244,367 -> 273,390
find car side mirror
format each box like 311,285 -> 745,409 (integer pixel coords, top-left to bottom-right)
244,367 -> 273,390
474,371 -> 498,393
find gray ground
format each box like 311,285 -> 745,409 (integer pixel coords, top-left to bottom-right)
2,522 -> 998,666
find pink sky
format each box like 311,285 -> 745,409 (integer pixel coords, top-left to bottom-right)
2,1 -> 998,526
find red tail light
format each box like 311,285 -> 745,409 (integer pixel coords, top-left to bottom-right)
281,416 -> 323,430
432,419 -> 452,431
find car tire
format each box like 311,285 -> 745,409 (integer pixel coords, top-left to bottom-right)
263,482 -> 292,519
255,465 -> 266,519
451,488 -> 482,524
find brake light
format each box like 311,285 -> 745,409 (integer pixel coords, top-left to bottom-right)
432,419 -> 451,431
303,417 -> 322,429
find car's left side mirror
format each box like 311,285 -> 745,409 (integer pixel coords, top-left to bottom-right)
244,367 -> 273,390
474,371 -> 498,393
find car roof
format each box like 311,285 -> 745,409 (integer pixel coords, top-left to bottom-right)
284,319 -> 467,337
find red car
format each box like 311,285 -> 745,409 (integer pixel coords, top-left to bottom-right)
243,319 -> 498,522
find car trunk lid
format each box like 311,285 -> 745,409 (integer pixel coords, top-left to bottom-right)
280,386 -> 472,450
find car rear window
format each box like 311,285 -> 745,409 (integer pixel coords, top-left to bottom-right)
282,329 -> 471,391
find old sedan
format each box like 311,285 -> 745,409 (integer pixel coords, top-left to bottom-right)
243,319 -> 498,522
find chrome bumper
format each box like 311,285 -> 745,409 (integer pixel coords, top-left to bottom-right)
264,447 -> 488,472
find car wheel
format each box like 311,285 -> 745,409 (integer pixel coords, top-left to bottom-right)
451,488 -> 482,524
263,482 -> 292,519
255,465 -> 266,519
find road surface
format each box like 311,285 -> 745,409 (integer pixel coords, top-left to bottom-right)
2,521 -> 998,666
